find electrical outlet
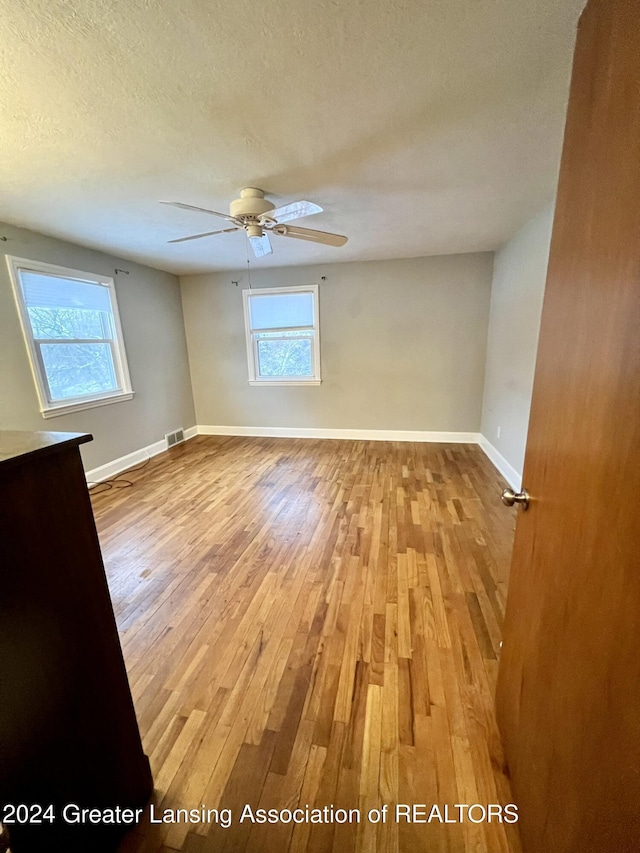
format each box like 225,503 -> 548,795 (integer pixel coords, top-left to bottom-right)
496,426 -> 501,439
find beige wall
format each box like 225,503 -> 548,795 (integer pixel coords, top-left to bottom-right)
481,204 -> 554,478
180,254 -> 493,433
0,222 -> 196,471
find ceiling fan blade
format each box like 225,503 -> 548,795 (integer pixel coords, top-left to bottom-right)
266,200 -> 323,224
168,227 -> 239,244
160,201 -> 231,219
273,225 -> 348,247
249,232 -> 273,257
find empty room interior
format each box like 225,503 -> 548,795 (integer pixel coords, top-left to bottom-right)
2,1 -> 639,852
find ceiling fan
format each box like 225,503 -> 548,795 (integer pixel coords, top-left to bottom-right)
161,187 -> 348,257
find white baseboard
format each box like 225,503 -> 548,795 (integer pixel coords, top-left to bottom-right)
478,435 -> 522,490
196,424 -> 481,443
201,427 -> 523,492
85,426 -> 198,486
85,427 -> 523,488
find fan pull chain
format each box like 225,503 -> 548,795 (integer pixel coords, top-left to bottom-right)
245,232 -> 252,288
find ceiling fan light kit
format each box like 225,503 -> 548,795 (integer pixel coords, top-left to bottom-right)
161,188 -> 348,258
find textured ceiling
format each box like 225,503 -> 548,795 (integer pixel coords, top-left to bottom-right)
0,0 -> 585,273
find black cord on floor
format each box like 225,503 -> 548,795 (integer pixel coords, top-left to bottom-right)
88,456 -> 151,495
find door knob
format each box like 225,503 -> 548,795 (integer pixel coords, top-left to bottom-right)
501,488 -> 530,510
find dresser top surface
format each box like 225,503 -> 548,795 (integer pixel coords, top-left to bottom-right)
0,430 -> 93,470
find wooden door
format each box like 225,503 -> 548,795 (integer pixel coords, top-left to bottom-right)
495,1 -> 640,851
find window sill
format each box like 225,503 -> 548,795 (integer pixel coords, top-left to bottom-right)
248,380 -> 321,387
40,391 -> 135,419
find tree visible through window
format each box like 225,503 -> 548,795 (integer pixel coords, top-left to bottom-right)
256,332 -> 313,377
28,306 -> 118,400
243,286 -> 320,385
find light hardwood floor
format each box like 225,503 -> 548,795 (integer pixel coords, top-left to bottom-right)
90,435 -> 521,853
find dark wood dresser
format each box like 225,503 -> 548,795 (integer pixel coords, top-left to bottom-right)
0,431 -> 152,852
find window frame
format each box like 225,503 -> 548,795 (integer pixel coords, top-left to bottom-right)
6,255 -> 134,418
242,284 -> 321,386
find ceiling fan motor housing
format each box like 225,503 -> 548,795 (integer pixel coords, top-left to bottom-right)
229,187 -> 275,220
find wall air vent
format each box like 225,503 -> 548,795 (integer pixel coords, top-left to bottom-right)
165,428 -> 185,449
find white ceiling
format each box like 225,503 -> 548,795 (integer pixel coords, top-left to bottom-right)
0,0 -> 585,274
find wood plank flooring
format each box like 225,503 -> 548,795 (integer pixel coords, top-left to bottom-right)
90,436 -> 521,853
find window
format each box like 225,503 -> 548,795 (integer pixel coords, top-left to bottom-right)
242,285 -> 321,385
7,256 -> 134,418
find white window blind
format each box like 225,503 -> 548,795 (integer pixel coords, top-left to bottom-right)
21,272 -> 112,313
248,292 -> 315,330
